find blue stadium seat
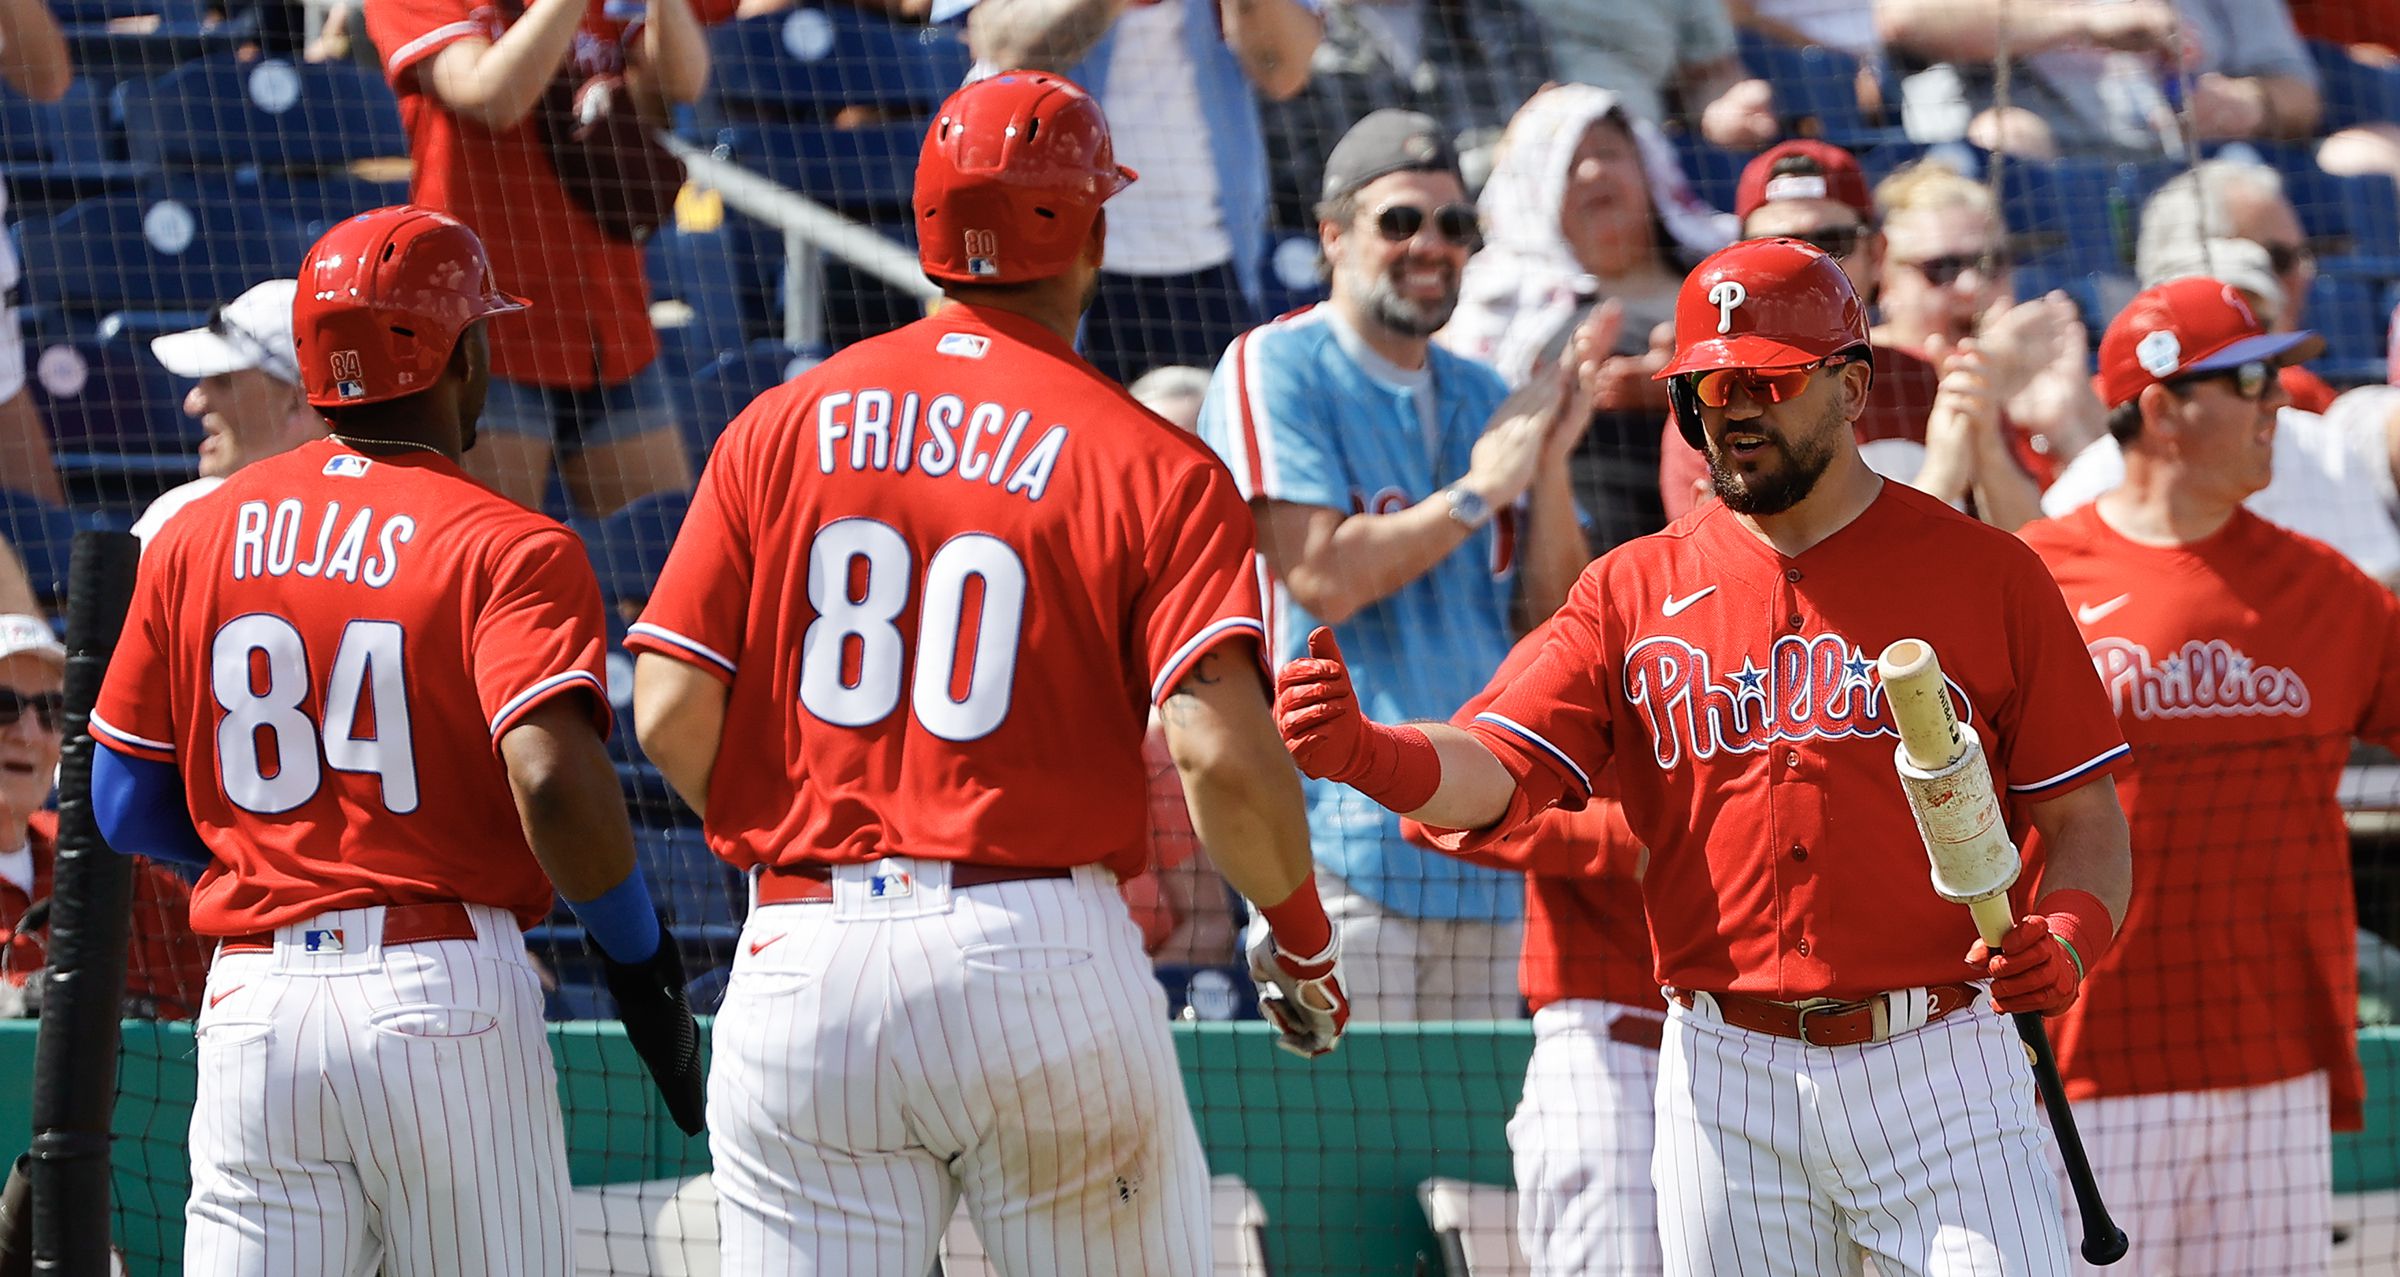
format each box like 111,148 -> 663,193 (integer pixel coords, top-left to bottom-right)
589,488 -> 693,608
648,220 -> 755,375
2305,274 -> 2389,386
681,339 -> 824,453
1153,964 -> 1260,1022
706,7 -> 970,118
2308,40 -> 2400,134
1997,159 -> 2156,272
21,332 -> 196,456
719,120 -> 923,216
1257,230 -> 1329,321
12,194 -> 312,320
48,0 -> 204,22
2276,166 -> 2400,279
0,80 -> 149,204
252,171 -> 413,235
2010,263 -> 2136,342
0,490 -> 96,606
1734,34 -> 1894,147
115,55 -> 406,170
1670,135 -> 1750,216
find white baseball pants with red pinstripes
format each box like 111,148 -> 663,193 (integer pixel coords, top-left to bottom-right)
183,903 -> 571,1277
708,858 -> 1214,1276
1654,994 -> 2072,1277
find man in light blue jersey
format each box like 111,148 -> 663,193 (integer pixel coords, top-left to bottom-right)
1198,109 -> 1601,1020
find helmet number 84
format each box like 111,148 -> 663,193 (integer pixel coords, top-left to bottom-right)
799,519 -> 1027,742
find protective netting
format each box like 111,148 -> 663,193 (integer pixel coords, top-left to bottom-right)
6,0 -> 2400,1272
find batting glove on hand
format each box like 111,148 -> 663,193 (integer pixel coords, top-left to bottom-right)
596,925 -> 708,1136
1274,628 -> 1441,812
1246,929 -> 1350,1059
1970,915 -> 2081,1016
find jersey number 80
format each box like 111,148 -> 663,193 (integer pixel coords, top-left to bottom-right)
800,518 -> 1027,743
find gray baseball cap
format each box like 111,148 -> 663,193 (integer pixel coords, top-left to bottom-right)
1319,109 -> 1460,204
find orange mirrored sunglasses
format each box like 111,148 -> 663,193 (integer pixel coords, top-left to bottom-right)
1686,356 -> 1852,409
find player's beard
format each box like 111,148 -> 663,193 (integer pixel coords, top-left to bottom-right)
1707,402 -> 1843,515
1357,255 -> 1461,338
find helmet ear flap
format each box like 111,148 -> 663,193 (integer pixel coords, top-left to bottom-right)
1670,375 -> 1706,451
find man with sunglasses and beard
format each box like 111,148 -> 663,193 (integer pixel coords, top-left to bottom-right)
1273,237 -> 2138,1275
2017,278 -> 2400,1276
1197,109 -> 1603,1021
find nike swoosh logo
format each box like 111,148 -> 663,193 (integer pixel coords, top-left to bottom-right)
208,985 -> 243,1009
1662,587 -> 1718,617
747,935 -> 786,957
2077,594 -> 2133,625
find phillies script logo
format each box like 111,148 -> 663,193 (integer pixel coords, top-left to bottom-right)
1624,632 -> 1973,769
2089,637 -> 2311,720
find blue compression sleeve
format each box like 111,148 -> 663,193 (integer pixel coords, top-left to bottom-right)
566,873 -> 662,965
92,746 -> 213,868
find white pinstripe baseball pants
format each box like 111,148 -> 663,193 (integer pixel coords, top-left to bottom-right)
1654,994 -> 2071,1277
708,859 -> 1213,1276
183,904 -> 570,1277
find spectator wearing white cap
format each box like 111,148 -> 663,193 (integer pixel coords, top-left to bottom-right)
130,281 -> 327,544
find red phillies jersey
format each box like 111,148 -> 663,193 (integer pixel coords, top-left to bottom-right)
1438,482 -> 2130,1001
626,303 -> 1265,879
2022,504 -> 2400,1130
1413,624 -> 1656,1012
92,440 -> 612,936
366,0 -> 734,388
3,813 -> 212,1019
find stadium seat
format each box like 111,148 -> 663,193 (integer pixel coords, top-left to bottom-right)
718,120 -> 923,217
1257,230 -> 1330,320
2306,274 -> 2390,386
2309,40 -> 2400,135
634,826 -> 744,934
252,171 -> 413,235
2278,168 -> 2400,279
12,193 -> 312,322
115,55 -> 407,170
1998,159 -> 2156,272
649,220 -> 756,376
1735,35 -> 1892,147
680,339 -> 824,453
20,332 -> 195,457
1415,1178 -> 1522,1276
1152,963 -> 1260,1022
1671,135 -> 1750,216
47,0 -> 205,22
0,80 -> 149,206
706,7 -> 970,119
0,490 -> 90,606
588,488 -> 693,608
940,1175 -> 1269,1276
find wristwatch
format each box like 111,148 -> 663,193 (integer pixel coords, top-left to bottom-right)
1443,485 -> 1493,532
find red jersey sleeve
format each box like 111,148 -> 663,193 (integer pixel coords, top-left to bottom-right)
1433,567 -> 1617,853
472,526 -> 613,744
90,546 -> 181,763
1137,462 -> 1266,704
627,415 -> 757,682
366,0 -> 482,84
1997,541 -> 2131,796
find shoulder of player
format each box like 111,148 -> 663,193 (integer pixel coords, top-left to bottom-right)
1230,307 -> 1341,383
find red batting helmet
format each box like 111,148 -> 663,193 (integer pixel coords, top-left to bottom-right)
915,71 -> 1136,286
292,205 -> 529,409
1656,237 -> 1872,447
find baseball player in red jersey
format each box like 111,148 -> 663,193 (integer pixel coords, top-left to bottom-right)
2020,277 -> 2400,1276
1403,620 -> 1664,1275
88,206 -> 702,1277
1275,238 -> 2140,1277
625,72 -> 1346,1276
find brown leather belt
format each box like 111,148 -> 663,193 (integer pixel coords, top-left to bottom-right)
757,861 -> 1073,906
1608,1012 -> 1665,1051
219,901 -> 477,954
1670,982 -> 1982,1047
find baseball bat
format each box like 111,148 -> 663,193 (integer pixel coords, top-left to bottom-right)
1877,638 -> 2129,1267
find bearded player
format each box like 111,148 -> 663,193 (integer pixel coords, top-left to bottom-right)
89,206 -> 701,1276
1276,238 -> 2137,1277
626,72 -> 1346,1276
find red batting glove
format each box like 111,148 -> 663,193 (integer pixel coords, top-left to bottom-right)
1969,890 -> 2115,1016
1273,627 -> 1441,812
1246,928 -> 1351,1059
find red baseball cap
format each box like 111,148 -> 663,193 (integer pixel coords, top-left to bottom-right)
2094,277 -> 2323,409
1734,140 -> 1873,222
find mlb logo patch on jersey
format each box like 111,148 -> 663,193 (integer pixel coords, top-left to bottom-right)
869,870 -> 914,899
323,454 -> 371,477
303,929 -> 346,953
936,332 -> 990,359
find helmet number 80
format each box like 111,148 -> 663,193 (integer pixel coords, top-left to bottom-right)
799,519 -> 1026,742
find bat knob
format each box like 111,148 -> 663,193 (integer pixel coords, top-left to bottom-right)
2081,1226 -> 2130,1266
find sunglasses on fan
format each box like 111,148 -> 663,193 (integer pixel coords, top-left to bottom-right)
1682,355 -> 1858,409
1895,249 -> 2010,287
0,688 -> 64,732
1370,203 -> 1483,252
2165,359 -> 2276,401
